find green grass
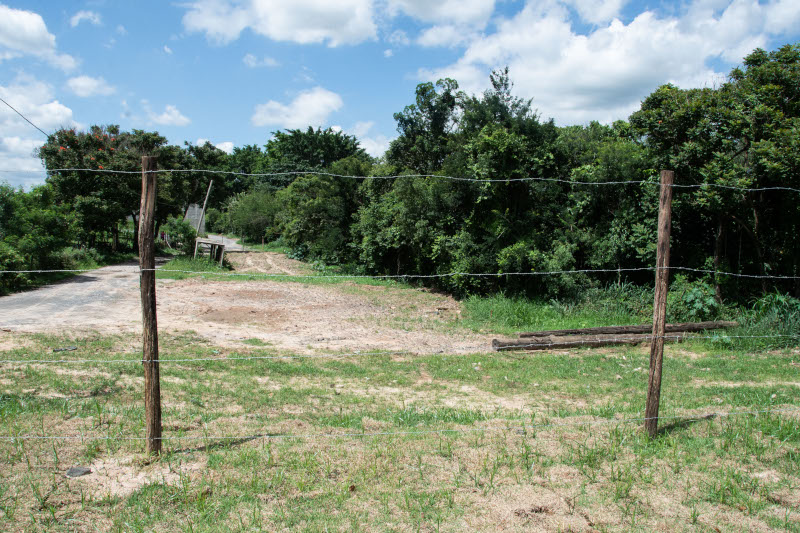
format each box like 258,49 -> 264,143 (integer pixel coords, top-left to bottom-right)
0,329 -> 798,532
459,288 -> 652,335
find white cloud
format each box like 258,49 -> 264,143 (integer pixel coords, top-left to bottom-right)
252,87 -> 343,128
66,75 -> 115,97
70,10 -> 102,28
182,0 -> 377,46
386,0 -> 495,27
383,49 -> 393,58
163,45 -> 173,55
560,0 -> 627,25
195,138 -> 235,153
215,141 -> 235,153
420,0 -> 800,125
117,24 -> 128,35
387,29 -> 411,46
243,53 -> 279,68
0,75 -> 78,188
349,121 -> 391,158
144,103 -> 191,126
0,5 -> 78,71
417,25 -> 475,47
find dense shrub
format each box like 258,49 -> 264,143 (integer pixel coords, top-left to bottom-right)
162,216 -> 197,255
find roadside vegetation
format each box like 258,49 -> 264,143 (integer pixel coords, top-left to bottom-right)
2,43 -> 797,312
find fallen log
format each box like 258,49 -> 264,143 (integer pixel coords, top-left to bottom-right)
518,321 -> 737,338
492,332 -> 690,351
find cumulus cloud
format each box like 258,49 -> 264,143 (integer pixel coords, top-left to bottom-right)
0,5 -> 78,71
560,0 -> 627,25
196,138 -> 235,153
0,75 -> 78,188
163,45 -> 173,55
417,25 -> 476,47
70,10 -> 102,28
349,121 -> 391,158
387,0 -> 495,27
182,0 -> 377,46
66,76 -> 115,97
252,87 -> 343,129
420,0 -> 800,125
143,102 -> 191,126
242,53 -> 279,68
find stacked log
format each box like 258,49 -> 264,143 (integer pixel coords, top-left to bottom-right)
492,321 -> 737,351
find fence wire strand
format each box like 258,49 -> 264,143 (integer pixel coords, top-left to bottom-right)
0,333 -> 796,365
2,406 -> 797,442
2,265 -> 798,280
2,167 -> 799,194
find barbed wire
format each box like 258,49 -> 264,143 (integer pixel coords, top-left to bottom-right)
0,333 -> 795,365
1,265 -> 798,280
1,406 -> 796,442
2,167 -> 798,193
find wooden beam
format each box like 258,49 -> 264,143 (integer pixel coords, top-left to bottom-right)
518,321 -> 737,338
492,332 -> 688,351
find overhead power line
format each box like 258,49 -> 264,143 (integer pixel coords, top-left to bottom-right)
0,96 -> 50,138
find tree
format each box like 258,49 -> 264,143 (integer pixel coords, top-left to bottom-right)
38,125 -> 186,251
386,78 -> 462,173
263,127 -> 369,180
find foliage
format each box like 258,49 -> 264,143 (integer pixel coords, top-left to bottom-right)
161,216 -> 197,255
264,127 -> 369,176
223,188 -> 281,243
667,275 -> 722,322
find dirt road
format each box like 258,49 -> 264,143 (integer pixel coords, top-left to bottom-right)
0,252 -> 491,354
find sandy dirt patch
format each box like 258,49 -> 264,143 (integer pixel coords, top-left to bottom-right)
76,455 -> 208,498
0,252 -> 491,355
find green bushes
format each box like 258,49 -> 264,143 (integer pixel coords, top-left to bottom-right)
667,275 -> 722,322
161,216 -> 197,255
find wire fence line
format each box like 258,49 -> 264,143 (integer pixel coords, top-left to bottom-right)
3,167 -> 799,194
2,265 -> 798,280
2,406 -> 797,443
0,333 -> 796,365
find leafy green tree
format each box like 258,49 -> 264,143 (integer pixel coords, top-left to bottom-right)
264,127 -> 369,179
386,78 -> 462,173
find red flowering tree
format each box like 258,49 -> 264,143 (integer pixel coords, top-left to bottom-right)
38,125 -> 188,250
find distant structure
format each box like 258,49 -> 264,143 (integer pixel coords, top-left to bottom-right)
184,204 -> 205,234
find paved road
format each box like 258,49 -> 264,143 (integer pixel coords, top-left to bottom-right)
0,236 -> 243,332
0,262 -> 144,330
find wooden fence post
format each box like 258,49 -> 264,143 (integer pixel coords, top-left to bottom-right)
139,156 -> 162,454
645,170 -> 674,437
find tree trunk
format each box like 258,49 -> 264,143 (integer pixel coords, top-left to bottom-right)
731,214 -> 767,294
132,212 -> 140,254
713,217 -> 724,304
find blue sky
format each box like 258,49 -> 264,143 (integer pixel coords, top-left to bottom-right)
1,0 -> 799,188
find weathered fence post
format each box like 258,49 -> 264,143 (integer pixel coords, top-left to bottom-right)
139,156 -> 162,454
645,170 -> 674,437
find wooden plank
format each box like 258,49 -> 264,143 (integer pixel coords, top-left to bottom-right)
492,332 -> 688,351
518,321 -> 738,338
645,170 -> 674,438
139,156 -> 162,455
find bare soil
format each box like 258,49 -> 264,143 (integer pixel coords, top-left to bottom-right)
0,252 -> 490,354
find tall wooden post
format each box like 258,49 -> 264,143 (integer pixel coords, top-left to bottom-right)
645,170 -> 674,437
196,180 -> 213,234
139,156 -> 162,454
